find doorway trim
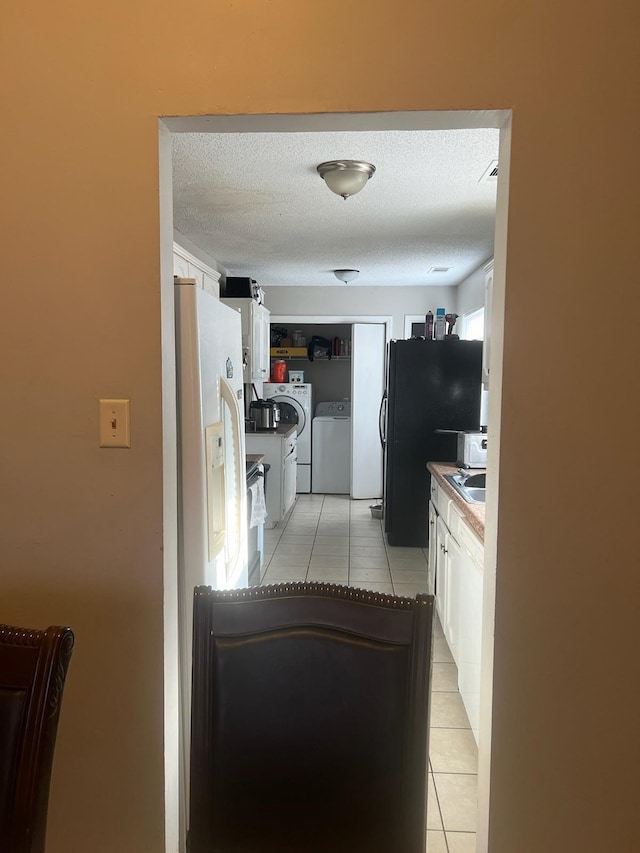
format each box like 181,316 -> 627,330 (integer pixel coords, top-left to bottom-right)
159,109 -> 510,853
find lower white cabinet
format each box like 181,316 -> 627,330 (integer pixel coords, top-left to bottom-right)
444,527 -> 463,662
427,501 -> 438,596
457,539 -> 483,743
246,430 -> 297,529
429,478 -> 484,745
434,514 -> 448,626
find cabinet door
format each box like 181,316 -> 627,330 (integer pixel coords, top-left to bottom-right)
435,515 -> 448,625
250,303 -> 270,382
257,304 -> 270,380
458,546 -> 483,743
173,252 -> 190,278
427,501 -> 438,596
187,262 -> 205,290
202,271 -> 219,298
444,531 -> 462,661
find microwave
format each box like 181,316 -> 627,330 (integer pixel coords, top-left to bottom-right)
457,432 -> 487,468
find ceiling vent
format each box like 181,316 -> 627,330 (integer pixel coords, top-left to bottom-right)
479,159 -> 499,182
428,266 -> 451,274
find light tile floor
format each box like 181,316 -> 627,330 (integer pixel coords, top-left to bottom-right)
261,494 -> 478,852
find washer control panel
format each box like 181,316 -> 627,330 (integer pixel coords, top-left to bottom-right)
315,401 -> 351,417
265,383 -> 310,397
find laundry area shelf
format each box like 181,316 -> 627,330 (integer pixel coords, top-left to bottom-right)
270,347 -> 307,358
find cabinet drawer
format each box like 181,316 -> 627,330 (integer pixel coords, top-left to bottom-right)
430,478 -> 451,520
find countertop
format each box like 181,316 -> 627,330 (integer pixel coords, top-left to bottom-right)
246,424 -> 297,439
427,462 -> 485,543
246,453 -> 265,465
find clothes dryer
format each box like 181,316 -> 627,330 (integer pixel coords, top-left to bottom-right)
262,383 -> 312,492
312,401 -> 351,494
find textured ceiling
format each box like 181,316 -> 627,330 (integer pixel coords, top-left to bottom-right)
172,128 -> 499,288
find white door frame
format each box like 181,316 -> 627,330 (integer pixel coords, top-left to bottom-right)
159,110 -> 510,853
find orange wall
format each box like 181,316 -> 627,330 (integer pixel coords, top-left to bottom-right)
2,2 -> 639,851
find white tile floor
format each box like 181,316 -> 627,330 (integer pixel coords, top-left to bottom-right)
261,494 -> 478,852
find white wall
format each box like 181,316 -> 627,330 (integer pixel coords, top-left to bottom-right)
264,284 -> 457,339
456,261 -> 488,321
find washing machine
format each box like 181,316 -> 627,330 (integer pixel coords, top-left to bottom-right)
312,401 -> 351,494
262,383 -> 313,492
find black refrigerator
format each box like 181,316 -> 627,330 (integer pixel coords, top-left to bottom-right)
382,339 -> 482,547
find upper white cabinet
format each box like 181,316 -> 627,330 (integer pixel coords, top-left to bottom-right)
482,259 -> 494,388
173,243 -> 221,298
221,298 -> 271,382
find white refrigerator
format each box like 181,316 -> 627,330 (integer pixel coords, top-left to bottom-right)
175,279 -> 248,826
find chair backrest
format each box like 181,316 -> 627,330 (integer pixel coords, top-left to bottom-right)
0,624 -> 74,853
189,583 -> 433,853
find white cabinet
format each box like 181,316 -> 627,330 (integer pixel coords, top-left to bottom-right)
245,429 -> 296,529
429,470 -> 484,745
427,501 -> 438,596
251,302 -> 270,382
482,259 -> 494,388
435,514 -> 449,627
457,522 -> 484,743
173,243 -> 221,298
221,298 -> 270,383
173,251 -> 190,278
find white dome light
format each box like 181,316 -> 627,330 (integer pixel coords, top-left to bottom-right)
317,160 -> 376,200
333,269 -> 359,283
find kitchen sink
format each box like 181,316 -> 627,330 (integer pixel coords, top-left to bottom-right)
444,472 -> 486,504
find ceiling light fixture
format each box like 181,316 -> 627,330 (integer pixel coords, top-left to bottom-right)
317,160 -> 376,200
333,269 -> 359,284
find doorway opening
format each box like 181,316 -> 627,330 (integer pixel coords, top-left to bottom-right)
159,109 -> 511,853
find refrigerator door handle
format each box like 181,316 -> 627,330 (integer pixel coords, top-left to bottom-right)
378,392 -> 387,448
220,377 -> 244,585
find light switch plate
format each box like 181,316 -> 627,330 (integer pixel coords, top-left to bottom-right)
99,399 -> 131,448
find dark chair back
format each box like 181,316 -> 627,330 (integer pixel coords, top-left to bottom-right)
189,583 -> 433,853
0,624 -> 74,853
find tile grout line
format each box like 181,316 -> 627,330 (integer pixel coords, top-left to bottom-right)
302,493 -> 322,583
430,770 -> 451,852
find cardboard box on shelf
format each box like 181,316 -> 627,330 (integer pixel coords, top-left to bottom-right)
270,347 -> 307,357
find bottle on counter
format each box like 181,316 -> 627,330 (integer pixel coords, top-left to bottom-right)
424,310 -> 434,340
271,359 -> 287,383
434,308 -> 446,340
